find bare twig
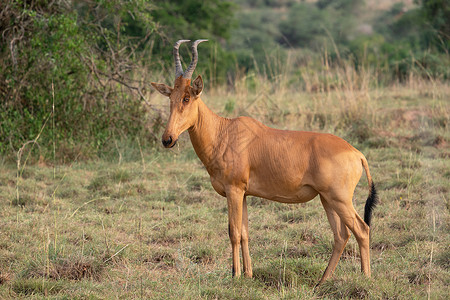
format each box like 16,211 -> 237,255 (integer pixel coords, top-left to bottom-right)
103,244 -> 129,264
68,197 -> 108,219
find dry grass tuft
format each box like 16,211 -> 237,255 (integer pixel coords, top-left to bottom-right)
0,272 -> 11,285
24,256 -> 104,281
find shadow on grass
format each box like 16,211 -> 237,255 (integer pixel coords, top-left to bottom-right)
253,257 -> 325,289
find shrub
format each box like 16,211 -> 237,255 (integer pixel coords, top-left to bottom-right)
0,0 -> 237,159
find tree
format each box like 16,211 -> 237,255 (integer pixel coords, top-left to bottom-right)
419,0 -> 450,52
0,0 -> 237,158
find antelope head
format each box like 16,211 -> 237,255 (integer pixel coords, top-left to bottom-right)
151,39 -> 208,148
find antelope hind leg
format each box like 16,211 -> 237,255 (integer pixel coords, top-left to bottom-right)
324,196 -> 371,278
316,195 -> 351,286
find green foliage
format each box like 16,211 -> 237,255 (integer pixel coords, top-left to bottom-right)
155,0 -> 235,39
278,0 -> 361,49
279,3 -> 328,48
0,0 -> 156,158
0,0 -> 449,159
316,0 -> 362,10
149,0 -> 237,77
420,0 -> 450,52
360,0 -> 450,80
0,0 -> 236,159
234,0 -> 449,81
2,2 -> 88,152
228,4 -> 288,75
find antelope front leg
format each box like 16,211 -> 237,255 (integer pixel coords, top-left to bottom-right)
226,186 -> 245,278
241,196 -> 252,277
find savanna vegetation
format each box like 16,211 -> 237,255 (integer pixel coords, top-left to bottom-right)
0,0 -> 449,298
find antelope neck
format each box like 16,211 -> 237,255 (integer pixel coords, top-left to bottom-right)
188,99 -> 229,165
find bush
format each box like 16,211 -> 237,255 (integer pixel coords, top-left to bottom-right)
278,3 -> 329,48
0,1 -> 157,158
0,0 -> 237,159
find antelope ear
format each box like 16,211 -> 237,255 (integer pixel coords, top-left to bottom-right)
191,75 -> 203,97
151,82 -> 173,97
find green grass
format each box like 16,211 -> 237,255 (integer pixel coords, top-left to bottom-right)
0,82 -> 449,299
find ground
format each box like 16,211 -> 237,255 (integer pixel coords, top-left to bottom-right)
0,81 -> 448,299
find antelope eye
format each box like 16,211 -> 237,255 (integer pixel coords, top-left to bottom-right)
183,97 -> 190,103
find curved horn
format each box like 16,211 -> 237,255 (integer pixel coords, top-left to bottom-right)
183,39 -> 208,79
173,39 -> 190,78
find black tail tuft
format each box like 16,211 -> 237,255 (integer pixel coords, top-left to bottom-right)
364,182 -> 378,227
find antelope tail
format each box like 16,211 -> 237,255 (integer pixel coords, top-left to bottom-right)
361,157 -> 378,227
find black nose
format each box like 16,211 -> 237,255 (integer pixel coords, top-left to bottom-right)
162,136 -> 172,147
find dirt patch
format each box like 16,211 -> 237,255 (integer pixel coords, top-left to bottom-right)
287,246 -> 309,258
386,108 -> 429,129
144,251 -> 175,270
431,135 -> 447,149
341,246 -> 359,260
402,110 -> 426,123
371,241 -> 394,251
0,272 -> 11,284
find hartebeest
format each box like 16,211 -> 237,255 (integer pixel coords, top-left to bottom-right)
151,40 -> 378,285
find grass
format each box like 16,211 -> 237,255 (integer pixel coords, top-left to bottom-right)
0,78 -> 449,299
